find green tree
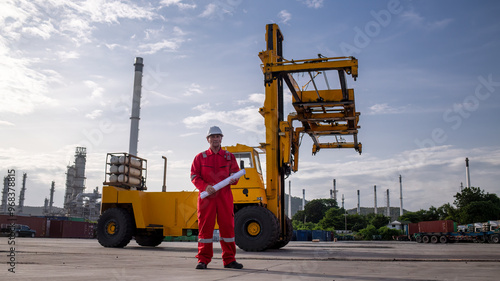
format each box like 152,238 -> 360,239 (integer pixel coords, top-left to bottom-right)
453,187 -> 500,224
318,207 -> 345,230
302,199 -> 338,223
292,210 -> 305,222
454,187 -> 487,208
459,201 -> 500,223
358,225 -> 378,240
425,206 -> 440,221
292,220 -> 317,230
369,214 -> 390,229
378,226 -> 402,240
399,207 -> 440,223
348,214 -> 368,231
436,203 -> 458,221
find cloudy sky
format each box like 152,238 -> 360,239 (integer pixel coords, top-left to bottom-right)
1,0 -> 499,213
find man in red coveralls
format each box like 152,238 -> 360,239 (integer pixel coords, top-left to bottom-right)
190,126 -> 243,270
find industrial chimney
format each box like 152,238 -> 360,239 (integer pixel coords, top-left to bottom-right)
357,190 -> 360,214
288,181 -> 291,217
49,181 -> 55,215
399,175 -> 404,216
386,189 -> 390,217
465,158 -> 471,188
129,57 -> 144,156
302,189 -> 305,211
374,185 -> 377,215
333,179 -> 337,202
18,173 -> 27,214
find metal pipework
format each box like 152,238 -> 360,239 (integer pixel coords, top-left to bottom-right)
162,156 -> 167,192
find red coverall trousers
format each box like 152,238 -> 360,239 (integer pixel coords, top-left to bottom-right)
190,148 -> 240,266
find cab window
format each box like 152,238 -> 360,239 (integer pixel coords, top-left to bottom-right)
254,153 -> 262,174
233,152 -> 253,170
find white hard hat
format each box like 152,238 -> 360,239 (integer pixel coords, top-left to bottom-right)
207,126 -> 223,137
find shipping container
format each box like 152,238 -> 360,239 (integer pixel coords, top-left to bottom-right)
414,220 -> 500,244
296,230 -> 312,241
49,220 -> 95,238
408,223 -> 419,236
312,230 -> 329,241
418,220 -> 455,233
0,215 -> 47,237
326,231 -> 332,241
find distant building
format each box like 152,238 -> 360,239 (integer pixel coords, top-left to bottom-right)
63,147 -> 101,221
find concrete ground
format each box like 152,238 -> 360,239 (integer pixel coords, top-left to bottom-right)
2,238 -> 499,280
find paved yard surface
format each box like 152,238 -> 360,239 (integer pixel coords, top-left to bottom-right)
2,238 -> 499,280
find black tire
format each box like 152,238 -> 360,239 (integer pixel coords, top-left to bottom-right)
439,235 -> 448,244
415,235 -> 422,243
430,235 -> 439,244
422,235 -> 430,243
135,233 -> 164,247
97,208 -> 134,248
235,205 -> 279,252
269,216 -> 293,249
490,234 -> 499,243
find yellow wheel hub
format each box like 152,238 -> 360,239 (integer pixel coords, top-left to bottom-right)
106,222 -> 117,235
247,222 -> 261,236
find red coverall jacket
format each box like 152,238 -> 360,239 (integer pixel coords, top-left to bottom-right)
190,148 -> 240,266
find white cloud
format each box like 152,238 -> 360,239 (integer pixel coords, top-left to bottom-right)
59,17 -> 94,44
368,103 -> 408,115
2,0 -> 157,45
183,104 -> 263,133
427,18 -> 454,30
144,26 -> 165,40
21,19 -> 57,39
183,83 -> 203,96
192,103 -> 211,112
0,120 -> 15,126
200,3 -> 217,18
302,0 -> 324,9
85,109 -> 103,119
173,26 -> 186,36
199,1 -> 237,19
278,10 -> 292,24
104,43 -> 120,50
180,132 -> 198,137
160,0 -> 196,10
0,42 -> 59,114
400,11 -> 424,25
56,50 -> 80,61
139,39 -> 183,54
248,93 -> 265,104
400,11 -> 453,31
84,80 -> 104,99
0,0 -> 161,115
237,93 -> 264,105
78,0 -> 156,24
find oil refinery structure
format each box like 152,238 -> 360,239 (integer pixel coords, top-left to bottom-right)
1,146 -> 101,221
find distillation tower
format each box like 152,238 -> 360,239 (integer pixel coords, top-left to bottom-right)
63,147 -> 101,220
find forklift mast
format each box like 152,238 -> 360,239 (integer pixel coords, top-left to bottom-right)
259,24 -> 361,240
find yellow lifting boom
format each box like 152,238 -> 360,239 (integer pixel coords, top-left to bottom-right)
259,24 -> 362,174
258,24 -> 362,244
